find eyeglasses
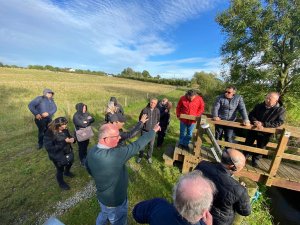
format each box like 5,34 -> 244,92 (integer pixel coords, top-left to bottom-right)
104,135 -> 120,140
225,91 -> 232,94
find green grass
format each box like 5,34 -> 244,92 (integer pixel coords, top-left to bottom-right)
0,67 -> 272,225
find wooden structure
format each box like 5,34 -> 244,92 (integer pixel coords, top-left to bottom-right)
163,114 -> 300,191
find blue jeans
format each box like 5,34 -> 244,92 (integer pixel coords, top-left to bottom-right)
215,125 -> 235,143
179,121 -> 195,146
96,198 -> 128,225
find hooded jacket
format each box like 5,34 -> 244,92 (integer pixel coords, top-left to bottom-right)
28,88 -> 57,117
110,97 -> 124,115
73,103 -> 95,130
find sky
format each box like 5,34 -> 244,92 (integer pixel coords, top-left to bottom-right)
0,0 -> 229,79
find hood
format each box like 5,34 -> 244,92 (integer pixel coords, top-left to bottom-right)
75,103 -> 86,113
43,88 -> 54,96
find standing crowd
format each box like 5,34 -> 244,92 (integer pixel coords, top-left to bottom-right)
28,87 -> 285,225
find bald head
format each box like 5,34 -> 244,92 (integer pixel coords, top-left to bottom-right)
98,123 -> 119,140
173,171 -> 215,223
265,92 -> 280,107
222,148 -> 246,172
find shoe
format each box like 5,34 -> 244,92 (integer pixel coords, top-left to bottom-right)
178,144 -> 184,149
59,182 -> 70,190
136,157 -> 142,163
244,152 -> 251,159
64,172 -> 75,178
147,158 -> 153,164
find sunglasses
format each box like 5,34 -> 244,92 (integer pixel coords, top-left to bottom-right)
225,91 -> 233,94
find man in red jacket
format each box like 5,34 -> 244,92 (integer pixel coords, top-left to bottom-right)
176,90 -> 205,150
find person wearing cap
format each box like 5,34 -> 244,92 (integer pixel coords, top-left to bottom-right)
176,90 -> 205,150
137,98 -> 160,164
195,149 -> 251,225
28,88 -> 57,149
86,123 -> 161,225
107,113 -> 148,146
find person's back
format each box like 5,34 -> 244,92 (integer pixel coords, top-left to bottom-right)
195,151 -> 251,225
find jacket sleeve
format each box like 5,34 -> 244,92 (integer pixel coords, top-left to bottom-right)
197,96 -> 205,116
264,108 -> 285,128
120,121 -> 143,140
28,96 -> 42,116
87,113 -> 95,125
237,96 -> 249,122
176,97 -> 183,117
233,188 -> 251,216
156,109 -> 160,124
248,105 -> 260,123
73,113 -> 87,128
44,131 -> 65,161
132,199 -> 161,224
48,100 -> 57,116
212,96 -> 221,117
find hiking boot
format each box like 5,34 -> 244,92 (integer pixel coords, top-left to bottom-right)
64,172 -> 75,178
59,182 -> 70,191
147,158 -> 153,164
136,157 -> 142,164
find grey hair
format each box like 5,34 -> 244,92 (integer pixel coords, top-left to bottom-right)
173,171 -> 216,223
98,123 -> 116,140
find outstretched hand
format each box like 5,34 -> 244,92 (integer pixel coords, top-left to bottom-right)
140,114 -> 149,123
153,123 -> 161,132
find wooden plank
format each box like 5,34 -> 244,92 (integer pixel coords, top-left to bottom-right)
267,130 -> 290,186
278,163 -> 299,182
282,153 -> 300,161
217,140 -> 271,155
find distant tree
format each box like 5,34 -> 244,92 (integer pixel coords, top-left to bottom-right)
217,0 -> 300,103
0,62 -> 3,67
121,67 -> 135,77
142,70 -> 151,78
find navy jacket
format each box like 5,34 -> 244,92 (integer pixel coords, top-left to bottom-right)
195,161 -> 251,225
28,96 -> 57,118
133,198 -> 207,225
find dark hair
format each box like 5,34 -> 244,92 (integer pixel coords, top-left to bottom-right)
185,90 -> 197,97
226,85 -> 237,91
48,117 -> 68,133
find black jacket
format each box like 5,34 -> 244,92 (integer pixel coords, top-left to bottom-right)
248,102 -> 285,128
44,129 -> 75,165
73,103 -> 95,130
195,161 -> 251,225
139,105 -> 160,132
118,121 -> 144,146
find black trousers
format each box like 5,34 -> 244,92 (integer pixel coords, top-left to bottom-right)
157,126 -> 167,147
245,130 -> 271,161
35,117 -> 51,147
53,161 -> 72,185
77,139 -> 89,163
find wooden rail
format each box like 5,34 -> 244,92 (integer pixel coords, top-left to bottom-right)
163,113 -> 300,191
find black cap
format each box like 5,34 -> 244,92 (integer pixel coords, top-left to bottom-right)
108,113 -> 126,123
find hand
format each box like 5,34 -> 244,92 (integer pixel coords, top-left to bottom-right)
213,117 -> 221,121
140,114 -> 149,123
254,121 -> 264,130
35,114 -> 42,120
202,210 -> 213,225
41,112 -> 49,118
65,137 -> 74,143
87,116 -> 92,120
83,121 -> 88,124
243,121 -> 251,126
153,123 -> 161,132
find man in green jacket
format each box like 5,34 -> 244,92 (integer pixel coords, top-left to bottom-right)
86,123 -> 161,225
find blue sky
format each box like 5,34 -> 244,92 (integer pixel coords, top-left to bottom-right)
0,0 -> 229,79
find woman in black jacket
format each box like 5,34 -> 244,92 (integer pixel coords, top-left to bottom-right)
73,103 -> 95,166
44,117 -> 76,190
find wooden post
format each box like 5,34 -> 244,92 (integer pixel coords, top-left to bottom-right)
193,116 -> 203,156
266,129 -> 290,186
124,96 -> 127,107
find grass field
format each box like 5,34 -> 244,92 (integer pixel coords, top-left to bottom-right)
0,68 -> 272,225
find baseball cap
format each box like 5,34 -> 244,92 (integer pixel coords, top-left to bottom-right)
108,113 -> 126,123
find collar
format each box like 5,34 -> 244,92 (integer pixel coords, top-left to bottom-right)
97,143 -> 110,149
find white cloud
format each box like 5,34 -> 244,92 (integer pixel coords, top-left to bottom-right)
0,0 -> 222,77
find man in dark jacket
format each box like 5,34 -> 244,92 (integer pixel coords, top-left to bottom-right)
133,170 -> 215,225
28,88 -> 57,149
245,92 -> 285,167
195,149 -> 251,225
86,123 -> 161,225
212,86 -> 250,143
137,98 -> 160,164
